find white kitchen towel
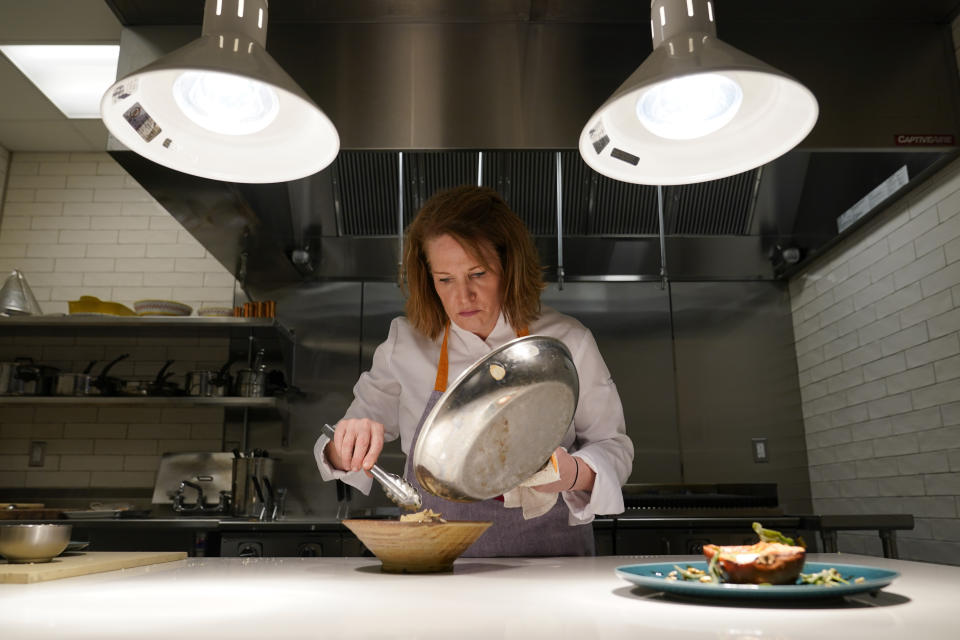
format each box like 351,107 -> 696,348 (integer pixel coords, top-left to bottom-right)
502,452 -> 562,520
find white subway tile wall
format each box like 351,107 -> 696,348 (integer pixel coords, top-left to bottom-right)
0,151 -> 239,489
0,145 -> 9,216
0,152 -> 235,315
790,155 -> 960,566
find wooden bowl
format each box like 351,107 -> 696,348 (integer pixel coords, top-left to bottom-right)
343,519 -> 491,573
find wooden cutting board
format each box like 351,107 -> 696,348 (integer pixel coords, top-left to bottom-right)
0,509 -> 63,520
0,551 -> 187,584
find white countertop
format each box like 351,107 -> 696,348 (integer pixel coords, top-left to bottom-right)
0,553 -> 954,639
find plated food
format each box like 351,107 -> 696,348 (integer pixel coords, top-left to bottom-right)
700,522 -> 807,585
615,522 -> 899,600
399,508 -> 446,523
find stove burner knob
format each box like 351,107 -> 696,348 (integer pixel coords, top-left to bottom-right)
298,543 -> 323,557
238,542 -> 263,557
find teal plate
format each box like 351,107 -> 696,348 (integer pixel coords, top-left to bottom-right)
615,562 -> 899,600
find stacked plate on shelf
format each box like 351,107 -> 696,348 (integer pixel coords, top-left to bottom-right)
67,296 -> 136,316
133,300 -> 193,316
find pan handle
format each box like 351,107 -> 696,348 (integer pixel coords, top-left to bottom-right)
82,359 -> 98,374
97,353 -> 129,380
216,356 -> 241,383
153,360 -> 175,384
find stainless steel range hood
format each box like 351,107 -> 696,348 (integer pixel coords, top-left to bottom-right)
104,1 -> 960,296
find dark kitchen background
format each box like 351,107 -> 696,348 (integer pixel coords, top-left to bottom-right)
0,1 -> 958,565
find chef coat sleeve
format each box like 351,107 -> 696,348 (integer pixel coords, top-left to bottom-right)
314,318 -> 404,495
560,326 -> 634,525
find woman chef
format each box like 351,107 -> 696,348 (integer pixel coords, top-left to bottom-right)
314,185 -> 634,556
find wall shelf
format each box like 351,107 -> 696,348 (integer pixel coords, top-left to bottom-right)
0,396 -> 279,407
0,313 -> 295,450
0,315 -> 282,330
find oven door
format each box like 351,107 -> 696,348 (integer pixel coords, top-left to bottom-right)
220,531 -> 365,557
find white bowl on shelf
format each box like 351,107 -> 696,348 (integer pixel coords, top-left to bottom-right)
197,306 -> 234,317
133,299 -> 193,316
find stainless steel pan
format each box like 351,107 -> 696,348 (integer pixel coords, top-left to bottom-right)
0,361 -> 22,395
54,360 -> 98,396
10,358 -> 59,396
412,334 -> 579,502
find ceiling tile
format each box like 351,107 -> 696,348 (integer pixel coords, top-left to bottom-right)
0,57 -> 64,120
0,0 -> 121,43
72,119 -> 110,150
0,120 -> 103,151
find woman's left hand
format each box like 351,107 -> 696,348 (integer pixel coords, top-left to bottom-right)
532,447 -> 595,493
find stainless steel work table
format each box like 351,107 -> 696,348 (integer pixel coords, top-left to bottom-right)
0,553 -> 954,639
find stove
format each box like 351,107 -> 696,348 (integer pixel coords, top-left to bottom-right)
607,483 -> 812,555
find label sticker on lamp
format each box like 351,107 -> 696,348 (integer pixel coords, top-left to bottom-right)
111,78 -> 137,104
588,121 -> 610,154
123,102 -> 162,142
610,147 -> 640,166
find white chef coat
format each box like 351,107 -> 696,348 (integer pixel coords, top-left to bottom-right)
314,305 -> 634,524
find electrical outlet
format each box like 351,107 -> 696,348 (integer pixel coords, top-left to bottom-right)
28,441 -> 46,467
751,438 -> 768,463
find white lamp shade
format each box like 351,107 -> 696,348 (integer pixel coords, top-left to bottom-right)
579,35 -> 818,185
101,34 -> 339,183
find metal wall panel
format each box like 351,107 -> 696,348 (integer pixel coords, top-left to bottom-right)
354,282 -> 683,485
541,283 -> 681,483
258,281 -> 367,519
116,19 -> 960,151
262,279 -> 812,517
670,281 -> 812,515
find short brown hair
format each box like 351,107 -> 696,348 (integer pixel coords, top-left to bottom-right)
402,185 -> 544,339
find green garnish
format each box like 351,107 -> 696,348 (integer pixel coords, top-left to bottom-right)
752,521 -> 806,548
799,567 -> 850,586
707,551 -> 725,582
669,564 -> 716,583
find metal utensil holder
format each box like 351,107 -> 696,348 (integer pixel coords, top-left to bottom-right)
231,457 -> 276,519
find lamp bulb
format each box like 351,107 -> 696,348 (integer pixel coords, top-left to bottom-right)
636,73 -> 743,140
173,70 -> 280,136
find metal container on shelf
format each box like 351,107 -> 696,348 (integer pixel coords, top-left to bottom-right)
187,358 -> 234,397
235,348 -> 266,397
235,369 -> 265,397
231,455 -> 276,518
54,360 -> 98,396
0,361 -> 23,395
1,358 -> 59,396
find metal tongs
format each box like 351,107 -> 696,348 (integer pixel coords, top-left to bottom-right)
322,423 -> 422,512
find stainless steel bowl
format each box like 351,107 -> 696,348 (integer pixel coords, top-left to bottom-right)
0,524 -> 72,563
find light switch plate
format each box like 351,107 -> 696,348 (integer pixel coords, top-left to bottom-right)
751,437 -> 768,463
28,441 -> 46,467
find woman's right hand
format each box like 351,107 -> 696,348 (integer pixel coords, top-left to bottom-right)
325,418 -> 385,476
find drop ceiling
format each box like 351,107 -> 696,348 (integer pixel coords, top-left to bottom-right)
0,0 -> 120,151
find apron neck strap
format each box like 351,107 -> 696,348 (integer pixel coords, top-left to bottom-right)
433,323 -> 451,393
434,322 -> 530,392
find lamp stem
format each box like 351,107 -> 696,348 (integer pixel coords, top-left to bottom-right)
656,185 -> 668,290
203,0 -> 269,47
651,0 -> 716,48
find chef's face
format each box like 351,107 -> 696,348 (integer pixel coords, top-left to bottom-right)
425,234 -> 503,340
